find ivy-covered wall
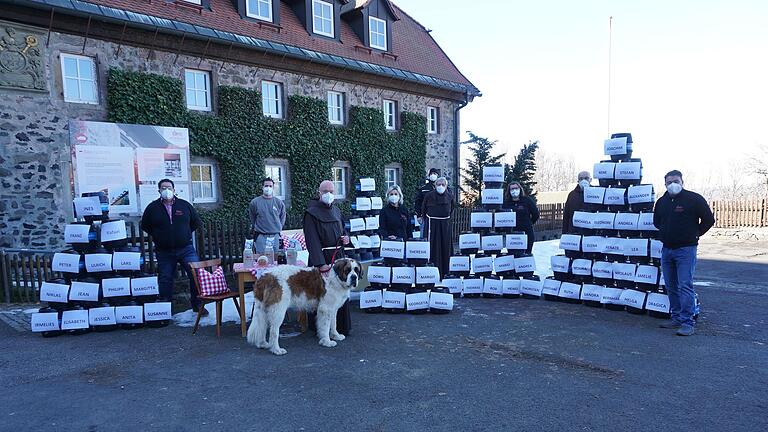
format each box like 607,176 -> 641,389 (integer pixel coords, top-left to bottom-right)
106,68 -> 427,226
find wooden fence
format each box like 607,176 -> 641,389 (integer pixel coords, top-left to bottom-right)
711,199 -> 767,228
1,204 -> 564,304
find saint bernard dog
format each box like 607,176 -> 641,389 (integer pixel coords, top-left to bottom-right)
247,258 -> 361,355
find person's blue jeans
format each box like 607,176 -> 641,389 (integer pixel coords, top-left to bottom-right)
661,245 -> 698,326
156,244 -> 201,310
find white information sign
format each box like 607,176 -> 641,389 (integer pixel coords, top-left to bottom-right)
64,224 -> 92,244
580,284 -> 603,301
646,293 -> 671,313
627,185 -> 654,204
620,289 -> 647,309
459,233 -> 481,250
634,265 -> 659,285
100,220 -> 127,243
406,241 -> 430,261
502,278 -> 521,295
449,256 -> 470,273
380,240 -> 405,259
614,162 -> 642,180
572,211 -> 593,229
612,263 -> 637,282
31,313 -> 60,332
593,162 -> 616,179
603,187 -> 626,206
638,213 -> 658,231
520,278 -> 543,296
406,292 -> 430,311
359,290 -> 383,309
85,253 -> 113,273
391,267 -> 415,285
89,306 -> 117,326
571,259 -> 592,275
514,256 -> 536,273
506,233 -> 528,250
592,212 -> 616,230
358,178 -> 376,192
112,252 -> 142,271
40,282 -> 70,303
115,305 -> 144,324
73,196 -> 104,218
364,216 -> 380,231
550,255 -> 570,273
600,287 -> 624,305
355,197 -> 372,211
481,189 -> 504,205
614,213 -> 639,230
542,278 -> 561,296
494,254 -> 515,273
584,187 -> 606,204
462,278 -> 483,294
592,261 -> 613,279
558,282 -> 582,299
602,237 -> 623,255
494,211 -> 516,228
471,212 -> 493,228
101,277 -> 131,298
69,281 -> 99,302
349,218 -> 365,233
370,197 -> 383,210
52,252 -> 81,274
416,267 -> 441,285
604,137 -> 628,156
367,266 -> 391,285
481,235 -> 504,251
429,292 -> 454,310
144,302 -> 172,321
383,290 -> 406,309
482,165 -> 505,182
482,277 -> 503,295
131,276 -> 160,296
559,234 -> 581,251
623,238 -> 649,257
472,256 -> 494,274
61,309 -> 89,330
581,236 -> 604,254
442,278 -> 463,294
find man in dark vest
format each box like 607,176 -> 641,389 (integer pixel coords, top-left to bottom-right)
562,171 -> 592,234
303,180 -> 351,333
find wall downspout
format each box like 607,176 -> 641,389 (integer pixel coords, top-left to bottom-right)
453,91 -> 469,204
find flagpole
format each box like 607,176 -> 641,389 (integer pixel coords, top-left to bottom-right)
607,16 -> 613,136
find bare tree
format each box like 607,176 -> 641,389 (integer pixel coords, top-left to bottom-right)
746,144 -> 768,195
533,150 -> 578,192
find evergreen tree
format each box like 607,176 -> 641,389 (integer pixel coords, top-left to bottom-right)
505,140 -> 539,200
460,132 -> 506,207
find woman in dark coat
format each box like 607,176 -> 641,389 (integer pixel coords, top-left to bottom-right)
421,177 -> 455,278
379,185 -> 412,240
502,181 -> 540,253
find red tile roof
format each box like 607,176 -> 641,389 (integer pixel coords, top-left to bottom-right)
83,0 -> 476,92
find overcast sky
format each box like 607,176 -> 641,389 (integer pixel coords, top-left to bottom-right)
395,0 -> 768,192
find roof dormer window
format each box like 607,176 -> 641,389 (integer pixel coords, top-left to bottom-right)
247,0 -> 273,22
369,16 -> 387,51
312,0 -> 335,38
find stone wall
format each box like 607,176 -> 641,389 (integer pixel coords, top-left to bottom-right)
0,21 -> 459,250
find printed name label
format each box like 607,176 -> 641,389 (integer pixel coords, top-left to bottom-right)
383,290 -> 406,308
600,287 -> 623,305
359,290 -> 383,309
650,240 -> 663,259
572,211 -> 593,229
462,278 -> 483,294
115,305 -> 144,324
603,187 -> 626,205
494,255 -> 515,273
450,256 -> 470,272
592,261 -> 613,278
73,196 -> 103,218
85,253 -> 113,273
365,216 -> 380,231
520,279 -> 543,296
481,189 -> 504,204
459,233 -> 481,249
494,211 -> 516,228
358,178 -> 376,192
646,293 -> 671,313
614,213 -> 639,230
542,278 -> 561,296
592,212 -> 616,228
634,265 -> 659,284
620,289 -> 647,308
64,224 -> 91,244
355,197 -> 372,211
367,266 -> 391,284
349,218 -> 366,232
40,282 -> 70,303
441,278 -> 464,294
31,312 -> 60,332
482,278 -> 503,294
380,240 -> 405,259
61,309 -> 89,330
558,282 -> 582,299
101,277 -> 131,298
69,281 -> 99,302
100,220 -> 127,243
143,302 -> 172,321
502,278 -> 521,295
370,197 -> 383,210
482,165 -> 505,182
559,234 -> 581,251
112,252 -> 142,271
481,235 -> 504,251
614,162 -> 642,180
406,292 -> 431,311
514,256 -> 535,273
52,252 -> 81,273
571,259 -> 592,275
580,284 -> 603,301
472,256 -> 494,273
416,267 -> 440,284
506,234 -> 528,250
638,213 -> 658,231
584,187 -> 606,204
612,263 -> 637,281
550,255 -> 570,273
581,236 -> 604,253
429,292 -> 454,310
471,212 -> 493,228
593,162 -> 616,179
89,306 -> 117,326
604,137 -> 628,155
391,267 -> 415,285
622,238 -> 649,257
628,185 -> 654,204
131,276 -> 160,296
406,241 -> 431,260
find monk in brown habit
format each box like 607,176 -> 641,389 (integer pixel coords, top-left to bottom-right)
421,177 -> 455,278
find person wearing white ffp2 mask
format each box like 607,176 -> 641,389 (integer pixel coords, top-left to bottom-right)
415,168 -> 441,236
248,177 -> 286,254
563,170 -> 592,234
379,185 -> 412,240
503,181 -> 539,253
422,177 -> 454,278
653,169 -> 715,337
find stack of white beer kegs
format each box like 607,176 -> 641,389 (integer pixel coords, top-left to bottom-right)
347,177 -> 383,262
359,180 -> 454,316
441,165 -> 541,301
30,192 -> 173,337
553,133 -> 671,318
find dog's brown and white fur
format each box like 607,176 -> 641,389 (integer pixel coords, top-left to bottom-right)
247,258 -> 361,355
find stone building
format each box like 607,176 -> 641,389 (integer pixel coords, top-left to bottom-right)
0,0 -> 479,249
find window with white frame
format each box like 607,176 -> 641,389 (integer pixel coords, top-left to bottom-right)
327,91 -> 344,125
60,53 -> 98,104
184,69 -> 211,111
369,16 -> 387,50
383,99 -> 397,130
191,163 -> 216,203
246,0 -> 272,22
182,0 -> 202,5
264,164 -> 287,201
312,0 -> 334,37
385,166 -> 400,190
427,106 -> 439,134
331,164 -> 348,199
262,81 -> 283,118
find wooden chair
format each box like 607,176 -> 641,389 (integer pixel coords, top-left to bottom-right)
188,259 -> 241,337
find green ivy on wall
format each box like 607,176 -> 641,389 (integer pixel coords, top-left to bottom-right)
106,68 -> 427,227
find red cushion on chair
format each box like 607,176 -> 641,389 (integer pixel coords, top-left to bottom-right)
197,266 -> 229,296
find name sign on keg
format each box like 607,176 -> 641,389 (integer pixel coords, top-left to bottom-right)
442,278 -> 463,294
614,213 -> 639,230
520,278 -> 543,296
52,253 -> 81,273
612,262 -> 637,282
645,293 -> 671,313
462,278 -> 483,294
580,284 -> 603,301
600,287 -> 623,305
494,211 -> 516,228
481,189 -> 504,205
355,197 -> 372,211
602,237 -> 623,255
416,267 -> 440,285
604,136 -> 628,156
603,187 -> 626,206
406,241 -> 430,261
634,265 -> 659,285
358,178 -> 376,192
348,218 -> 366,233
627,184 -> 654,204
622,238 -> 649,257
370,197 -> 383,210
572,211 -> 594,229
360,290 -> 383,309
61,309 -> 89,330
380,240 -> 405,259
31,312 -> 60,332
482,165 -> 505,183
383,290 -> 406,309
85,253 -> 113,273
571,259 -> 592,275
131,276 -> 160,296
559,234 -> 581,251
113,252 -> 142,271
367,266 -> 391,285
370,235 -> 381,249
502,278 -> 521,295
550,255 -> 570,273
144,302 -> 172,321
73,196 -> 103,218
581,236 -> 604,254
482,278 -> 503,295
358,236 -> 372,249
64,224 -> 91,244
506,233 -> 528,250
593,162 -> 616,179
115,305 -> 144,324
584,187 -> 606,204
470,212 -> 493,228
100,220 -> 127,243
591,261 -> 613,279
481,235 -> 504,251
69,281 -> 99,302
406,292 -> 430,311
365,216 -> 380,231
472,256 -> 494,274
494,255 -> 516,273
614,162 -> 642,180
89,306 -> 117,326
592,212 -> 616,230
459,233 -> 481,250
514,256 -> 536,273
102,277 -> 131,298
620,289 -> 646,309
391,267 -> 415,285
449,256 -> 470,273
429,291 -> 454,311
40,281 -> 70,303
638,213 -> 658,231
559,282 -> 582,299
542,278 -> 561,296
650,240 -> 663,259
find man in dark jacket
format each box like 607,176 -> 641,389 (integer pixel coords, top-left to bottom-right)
414,168 -> 440,238
140,179 -> 205,314
303,180 -> 351,332
653,170 -> 715,336
562,171 -> 591,234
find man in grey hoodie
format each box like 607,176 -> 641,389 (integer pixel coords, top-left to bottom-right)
248,177 -> 286,254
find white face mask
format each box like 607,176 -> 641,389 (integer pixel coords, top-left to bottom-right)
579,180 -> 591,190
510,189 -> 521,198
388,195 -> 400,204
160,189 -> 174,200
666,183 -> 683,196
428,174 -> 438,182
436,185 -> 446,194
321,192 -> 335,205
263,186 -> 273,197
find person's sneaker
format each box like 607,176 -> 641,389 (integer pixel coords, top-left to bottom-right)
676,324 -> 695,336
659,320 -> 681,329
